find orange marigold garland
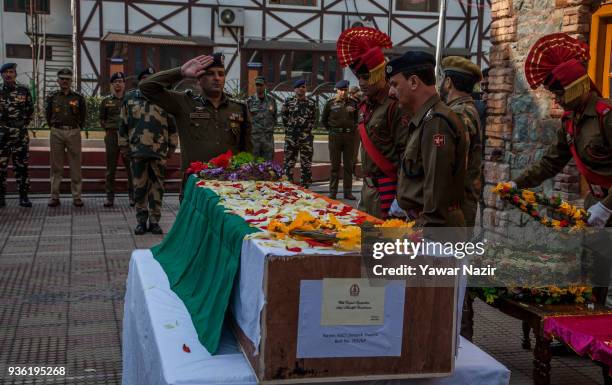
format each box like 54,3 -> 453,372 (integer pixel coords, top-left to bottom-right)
492,182 -> 589,230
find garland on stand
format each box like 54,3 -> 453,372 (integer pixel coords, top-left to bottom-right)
492,182 -> 589,231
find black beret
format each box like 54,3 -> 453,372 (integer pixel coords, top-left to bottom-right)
293,79 -> 306,88
335,79 -> 349,89
209,52 -> 225,68
138,67 -> 156,80
385,51 -> 436,79
0,63 -> 16,73
110,72 -> 125,83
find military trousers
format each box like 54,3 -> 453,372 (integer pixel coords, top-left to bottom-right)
104,130 -> 133,201
252,132 -> 275,161
283,132 -> 313,186
358,182 -> 382,219
352,136 -> 361,175
328,132 -> 356,195
49,128 -> 82,200
0,126 -> 30,196
131,157 -> 165,224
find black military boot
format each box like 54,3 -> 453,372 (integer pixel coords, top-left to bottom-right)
134,220 -> 148,235
19,193 -> 32,208
148,222 -> 163,235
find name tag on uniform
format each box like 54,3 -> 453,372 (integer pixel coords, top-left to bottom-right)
230,112 -> 244,122
190,112 -> 211,119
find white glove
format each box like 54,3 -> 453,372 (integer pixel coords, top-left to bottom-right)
389,199 -> 407,218
587,202 -> 612,228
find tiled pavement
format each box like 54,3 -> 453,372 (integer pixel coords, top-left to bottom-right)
0,188 -> 607,385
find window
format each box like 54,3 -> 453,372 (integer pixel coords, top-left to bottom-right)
6,44 -> 52,60
396,0 -> 439,12
269,0 -> 316,5
4,0 -> 50,13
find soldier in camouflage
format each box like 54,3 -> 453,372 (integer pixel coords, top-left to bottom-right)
247,76 -> 277,161
440,56 -> 483,235
100,71 -> 133,207
0,63 -> 34,208
120,67 -> 178,235
281,79 -> 317,188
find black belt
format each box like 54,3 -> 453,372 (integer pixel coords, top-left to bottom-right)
330,128 -> 355,134
53,125 -> 79,130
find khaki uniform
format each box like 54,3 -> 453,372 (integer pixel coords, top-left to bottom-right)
397,94 -> 467,232
45,90 -> 86,199
100,94 -> 133,201
448,95 -> 482,231
321,96 -> 359,196
515,92 -> 612,220
357,88 -> 407,218
139,68 -> 252,172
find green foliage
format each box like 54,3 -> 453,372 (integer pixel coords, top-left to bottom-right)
85,95 -> 103,130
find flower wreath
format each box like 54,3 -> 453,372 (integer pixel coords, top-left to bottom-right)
492,182 -> 589,230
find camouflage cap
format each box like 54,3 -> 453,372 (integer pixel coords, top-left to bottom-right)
57,68 -> 73,79
441,56 -> 483,81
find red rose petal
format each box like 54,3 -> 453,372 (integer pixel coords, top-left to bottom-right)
182,344 -> 191,353
286,246 -> 302,252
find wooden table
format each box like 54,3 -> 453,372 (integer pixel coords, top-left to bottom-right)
465,296 -> 612,385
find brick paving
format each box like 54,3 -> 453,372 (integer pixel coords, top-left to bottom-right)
0,187 -> 608,385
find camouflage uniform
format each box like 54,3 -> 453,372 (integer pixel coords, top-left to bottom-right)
119,88 -> 178,225
247,93 -> 277,161
0,82 -> 33,199
447,95 -> 482,231
100,94 -> 133,202
281,96 -> 317,186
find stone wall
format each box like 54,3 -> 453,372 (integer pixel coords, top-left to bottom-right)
483,0 -> 602,230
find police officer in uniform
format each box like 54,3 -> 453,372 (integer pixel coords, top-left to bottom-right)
440,56 -> 483,235
386,51 -> 468,232
321,79 -> 358,200
139,53 -> 252,174
247,76 -> 277,161
337,27 -> 407,219
0,63 -> 34,208
46,68 -> 86,207
281,79 -> 317,188
120,67 -> 178,235
100,71 -> 133,207
510,33 -> 612,228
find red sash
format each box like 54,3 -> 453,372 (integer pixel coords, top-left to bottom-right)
564,105 -> 612,189
358,103 -> 398,217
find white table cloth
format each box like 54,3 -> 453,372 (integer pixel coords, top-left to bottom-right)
122,249 -> 510,385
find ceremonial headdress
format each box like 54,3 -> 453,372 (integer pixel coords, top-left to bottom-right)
337,27 -> 392,85
525,33 -> 591,104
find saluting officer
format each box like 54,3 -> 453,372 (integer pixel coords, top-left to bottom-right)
0,63 -> 34,208
440,56 -> 484,235
321,79 -> 358,200
139,53 -> 252,174
386,51 -> 468,232
247,76 -> 277,161
281,79 -> 317,188
46,68 -> 86,208
100,71 -> 133,207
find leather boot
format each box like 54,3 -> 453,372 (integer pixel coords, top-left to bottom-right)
134,220 -> 148,235
148,222 -> 163,235
0,195 -> 5,208
19,193 -> 32,207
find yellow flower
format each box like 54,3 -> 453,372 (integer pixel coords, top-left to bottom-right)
558,202 -> 574,216
287,211 -> 318,232
267,220 -> 288,239
336,226 -> 361,250
377,219 -> 415,228
551,220 -> 562,229
492,182 -> 512,195
521,190 -> 536,204
328,213 -> 344,230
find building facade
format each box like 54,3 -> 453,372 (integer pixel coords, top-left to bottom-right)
483,0 -> 611,230
75,0 -> 491,94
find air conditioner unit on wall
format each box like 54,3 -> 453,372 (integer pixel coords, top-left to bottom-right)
346,16 -> 375,29
219,7 -> 245,27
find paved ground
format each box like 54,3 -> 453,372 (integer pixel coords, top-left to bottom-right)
0,186 -> 607,385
